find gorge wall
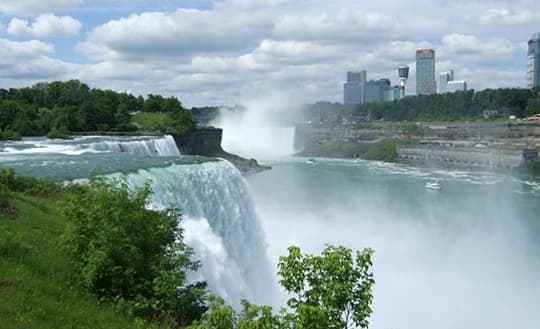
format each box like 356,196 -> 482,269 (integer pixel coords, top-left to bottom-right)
295,121 -> 540,168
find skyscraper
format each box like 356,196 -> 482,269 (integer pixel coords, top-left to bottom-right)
416,49 -> 436,95
439,70 -> 454,93
527,32 -> 540,89
343,70 -> 367,105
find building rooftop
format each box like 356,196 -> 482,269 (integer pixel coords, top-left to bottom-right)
416,48 -> 435,55
531,32 -> 540,42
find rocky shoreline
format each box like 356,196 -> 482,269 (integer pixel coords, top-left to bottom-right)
294,121 -> 540,170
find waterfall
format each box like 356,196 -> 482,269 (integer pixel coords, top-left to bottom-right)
125,160 -> 275,305
89,135 -> 180,156
0,135 -> 180,157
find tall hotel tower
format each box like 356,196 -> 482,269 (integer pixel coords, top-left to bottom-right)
527,32 -> 540,88
416,49 -> 436,95
343,71 -> 367,105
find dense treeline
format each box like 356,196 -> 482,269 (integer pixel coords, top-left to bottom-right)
0,80 -> 195,139
355,88 -> 540,122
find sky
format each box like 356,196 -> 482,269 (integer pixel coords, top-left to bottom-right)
0,0 -> 539,107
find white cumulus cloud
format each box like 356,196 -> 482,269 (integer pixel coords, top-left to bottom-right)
0,38 -> 75,85
7,14 -> 82,37
0,0 -> 81,16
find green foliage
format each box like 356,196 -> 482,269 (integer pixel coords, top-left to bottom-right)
364,139 -> 398,162
47,127 -> 71,139
278,245 -> 375,329
192,245 -> 375,329
524,98 -> 540,117
131,112 -> 169,131
355,88 -> 535,122
0,186 -> 9,209
0,167 -> 61,196
61,177 -> 206,326
165,108 -> 197,135
0,129 -> 22,141
0,80 -> 198,137
0,191 -> 161,329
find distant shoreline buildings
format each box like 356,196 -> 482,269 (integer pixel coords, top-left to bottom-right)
343,48 -> 467,106
343,31 -> 539,106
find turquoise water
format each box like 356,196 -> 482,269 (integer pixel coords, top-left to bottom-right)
248,157 -> 540,329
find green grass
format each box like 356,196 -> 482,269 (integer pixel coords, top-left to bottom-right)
131,113 -> 168,131
0,193 -> 164,329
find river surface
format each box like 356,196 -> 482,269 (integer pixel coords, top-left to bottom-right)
249,157 -> 540,329
2,136 -> 539,329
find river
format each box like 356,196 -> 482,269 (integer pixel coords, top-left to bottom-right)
1,135 -> 539,329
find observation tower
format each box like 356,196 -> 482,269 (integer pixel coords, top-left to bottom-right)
398,65 -> 409,98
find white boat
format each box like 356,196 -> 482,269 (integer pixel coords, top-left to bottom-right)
425,181 -> 441,190
306,158 -> 317,164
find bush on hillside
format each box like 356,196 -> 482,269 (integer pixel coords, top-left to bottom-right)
0,129 -> 22,141
47,127 -> 71,139
364,139 -> 398,162
0,186 -> 9,209
0,167 -> 61,196
61,177 -> 207,326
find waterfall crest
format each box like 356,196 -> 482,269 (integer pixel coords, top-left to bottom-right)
125,160 -> 275,305
89,135 -> 180,156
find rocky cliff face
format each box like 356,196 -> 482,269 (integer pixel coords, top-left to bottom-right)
294,122 -> 540,169
173,127 -> 270,175
173,127 -> 225,156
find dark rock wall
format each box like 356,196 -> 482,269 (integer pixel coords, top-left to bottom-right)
173,127 -> 225,157
172,128 -> 270,174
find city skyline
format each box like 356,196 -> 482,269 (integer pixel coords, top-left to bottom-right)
0,0 -> 539,106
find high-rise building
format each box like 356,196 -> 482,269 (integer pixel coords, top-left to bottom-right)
416,49 -> 437,95
343,71 -> 367,105
366,79 -> 391,103
447,80 -> 467,92
527,32 -> 540,89
439,70 -> 454,93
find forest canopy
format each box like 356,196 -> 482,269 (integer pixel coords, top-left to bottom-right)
0,80 -> 195,139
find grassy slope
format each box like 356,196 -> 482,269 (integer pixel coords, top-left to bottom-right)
131,113 -> 168,131
0,193 -> 159,329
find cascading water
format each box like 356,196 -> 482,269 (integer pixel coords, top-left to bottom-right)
125,160 -> 276,305
89,135 -> 180,156
0,135 -> 180,157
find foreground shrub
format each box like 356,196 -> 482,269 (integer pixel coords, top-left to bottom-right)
189,245 -> 375,329
0,186 -> 10,209
0,167 -> 61,196
61,177 -> 206,326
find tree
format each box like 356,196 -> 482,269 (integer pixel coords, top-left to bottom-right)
524,98 -> 540,117
165,107 -> 197,134
61,178 -> 206,326
278,245 -> 375,329
190,245 -> 375,329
